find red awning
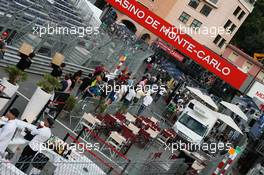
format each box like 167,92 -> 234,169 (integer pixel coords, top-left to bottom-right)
156,40 -> 184,62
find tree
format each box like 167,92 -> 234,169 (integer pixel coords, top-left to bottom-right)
232,0 -> 264,56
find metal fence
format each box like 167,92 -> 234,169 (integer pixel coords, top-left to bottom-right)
1,160 -> 108,175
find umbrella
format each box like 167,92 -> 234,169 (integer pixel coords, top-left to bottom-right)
220,101 -> 248,121
186,86 -> 218,110
216,113 -> 243,134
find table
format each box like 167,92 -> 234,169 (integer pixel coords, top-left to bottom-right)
146,128 -> 160,138
163,128 -> 177,138
109,131 -> 127,145
126,123 -> 140,135
150,117 -> 158,124
124,113 -> 136,123
83,113 -> 102,126
191,160 -> 205,171
74,113 -> 101,133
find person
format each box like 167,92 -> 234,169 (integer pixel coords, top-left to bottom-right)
16,52 -> 35,71
60,74 -> 72,94
50,63 -> 66,78
94,64 -> 108,76
154,86 -> 166,103
16,117 -> 53,173
105,79 -> 118,105
127,76 -> 135,87
0,32 -> 8,59
70,70 -> 83,90
118,87 -> 136,114
82,83 -> 101,100
116,83 -> 128,102
137,92 -> 153,116
139,78 -> 148,88
76,73 -> 93,97
144,62 -> 152,74
94,82 -> 108,113
133,87 -> 145,104
0,108 -> 19,158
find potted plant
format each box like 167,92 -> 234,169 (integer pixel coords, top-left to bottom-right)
0,66 -> 27,111
61,95 -> 77,118
21,74 -> 61,123
4,66 -> 28,85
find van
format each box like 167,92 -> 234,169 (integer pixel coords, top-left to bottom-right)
173,99 -> 218,144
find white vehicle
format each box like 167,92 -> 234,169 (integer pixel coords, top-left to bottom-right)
173,99 -> 218,144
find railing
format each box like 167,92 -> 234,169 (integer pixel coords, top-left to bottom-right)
256,140 -> 264,157
0,45 -> 94,77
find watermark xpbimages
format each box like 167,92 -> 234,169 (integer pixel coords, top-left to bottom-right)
165,141 -> 233,154
179,25 -> 233,38
32,24 -> 100,37
98,83 -> 166,95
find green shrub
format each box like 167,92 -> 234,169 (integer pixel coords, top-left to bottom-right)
64,95 -> 77,112
37,74 -> 61,93
4,66 -> 27,85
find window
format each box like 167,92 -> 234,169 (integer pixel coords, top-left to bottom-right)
257,71 -> 264,82
179,12 -> 191,24
213,35 -> 221,44
200,4 -> 212,16
224,20 -> 232,29
218,38 -> 226,48
242,62 -> 253,73
209,0 -> 218,4
179,113 -> 208,136
190,19 -> 202,29
188,0 -> 200,9
228,52 -> 239,62
233,6 -> 241,16
229,24 -> 237,33
238,11 -> 246,20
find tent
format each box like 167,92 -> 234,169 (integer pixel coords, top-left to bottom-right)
220,101 -> 248,121
186,86 -> 218,110
216,113 -> 243,134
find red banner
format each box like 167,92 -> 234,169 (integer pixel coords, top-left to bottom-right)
107,0 -> 248,89
156,41 -> 184,62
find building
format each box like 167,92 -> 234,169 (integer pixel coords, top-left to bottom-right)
223,44 -> 264,84
115,0 -> 255,54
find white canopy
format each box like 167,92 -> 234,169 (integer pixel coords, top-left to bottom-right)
186,86 -> 218,110
220,101 -> 248,121
216,113 -> 243,134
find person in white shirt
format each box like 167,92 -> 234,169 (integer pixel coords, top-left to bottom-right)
16,117 -> 53,173
118,87 -> 136,114
133,89 -> 145,104
137,92 -> 153,116
0,108 -> 19,158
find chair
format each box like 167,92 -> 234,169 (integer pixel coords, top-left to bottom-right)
31,153 -> 50,170
73,113 -> 100,139
152,152 -> 163,159
155,132 -> 169,148
121,125 -> 135,141
169,154 -> 178,160
150,117 -> 159,124
103,114 -> 117,128
101,132 -> 127,157
137,129 -> 151,147
115,112 -> 126,122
